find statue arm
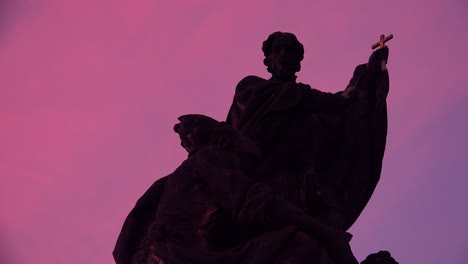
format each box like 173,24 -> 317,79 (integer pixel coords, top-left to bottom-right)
350,47 -> 390,109
307,66 -> 388,113
302,87 -> 349,113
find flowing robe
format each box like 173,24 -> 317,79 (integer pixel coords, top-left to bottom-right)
226,65 -> 389,230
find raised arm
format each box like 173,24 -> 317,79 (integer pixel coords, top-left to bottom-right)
343,47 -> 390,111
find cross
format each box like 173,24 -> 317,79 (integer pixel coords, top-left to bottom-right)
371,34 -> 393,50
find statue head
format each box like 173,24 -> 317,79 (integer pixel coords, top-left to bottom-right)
262,32 -> 304,82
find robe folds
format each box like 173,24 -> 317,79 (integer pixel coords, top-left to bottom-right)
226,65 -> 388,231
113,64 -> 389,264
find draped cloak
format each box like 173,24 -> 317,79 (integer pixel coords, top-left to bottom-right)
226,65 -> 389,230
113,65 -> 389,264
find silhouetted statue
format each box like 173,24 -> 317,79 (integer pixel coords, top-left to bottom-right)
226,32 -> 389,231
113,32 -> 396,264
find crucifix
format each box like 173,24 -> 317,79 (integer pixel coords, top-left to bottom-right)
371,34 -> 393,50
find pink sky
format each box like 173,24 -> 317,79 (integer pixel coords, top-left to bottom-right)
1,0 -> 467,263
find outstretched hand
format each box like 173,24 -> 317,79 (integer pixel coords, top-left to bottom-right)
368,46 -> 389,68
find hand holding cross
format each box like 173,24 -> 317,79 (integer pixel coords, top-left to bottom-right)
369,34 -> 392,71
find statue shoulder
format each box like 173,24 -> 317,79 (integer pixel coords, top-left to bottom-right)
297,82 -> 325,97
235,75 -> 267,94
297,82 -> 313,91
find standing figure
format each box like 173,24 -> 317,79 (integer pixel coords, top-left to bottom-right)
227,32 -> 389,231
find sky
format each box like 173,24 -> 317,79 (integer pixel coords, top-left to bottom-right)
1,0 -> 467,263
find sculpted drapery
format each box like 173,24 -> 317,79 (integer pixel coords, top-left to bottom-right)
113,32 -> 390,264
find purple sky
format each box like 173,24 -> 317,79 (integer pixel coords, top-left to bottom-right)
1,0 -> 467,263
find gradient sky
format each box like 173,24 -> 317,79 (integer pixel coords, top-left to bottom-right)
1,0 -> 467,263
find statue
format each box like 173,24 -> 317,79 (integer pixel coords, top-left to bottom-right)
226,32 -> 389,231
113,32 -> 397,264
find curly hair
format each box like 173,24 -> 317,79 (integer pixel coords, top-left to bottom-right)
262,32 -> 304,74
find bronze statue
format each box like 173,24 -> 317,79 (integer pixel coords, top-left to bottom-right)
113,32 -> 396,264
